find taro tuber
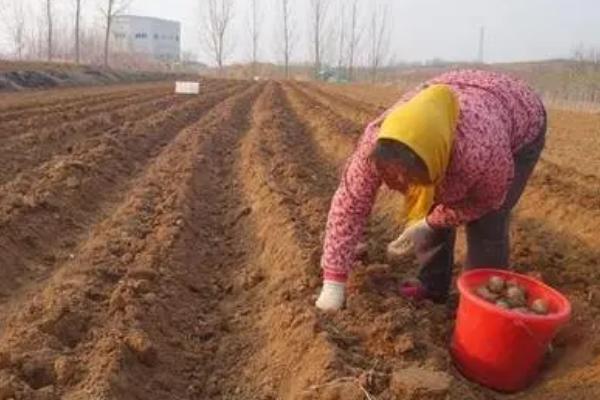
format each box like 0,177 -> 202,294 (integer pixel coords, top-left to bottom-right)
531,298 -> 550,315
476,286 -> 499,302
495,299 -> 511,310
506,286 -> 527,308
487,276 -> 506,293
474,276 -> 552,315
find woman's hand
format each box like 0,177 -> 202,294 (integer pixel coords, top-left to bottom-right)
387,218 -> 435,261
315,281 -> 346,311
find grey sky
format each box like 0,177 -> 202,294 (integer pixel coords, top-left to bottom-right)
129,0 -> 600,65
2,0 -> 600,65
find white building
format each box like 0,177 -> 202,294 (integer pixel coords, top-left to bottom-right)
111,15 -> 181,62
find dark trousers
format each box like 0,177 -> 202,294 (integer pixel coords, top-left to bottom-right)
418,117 -> 547,301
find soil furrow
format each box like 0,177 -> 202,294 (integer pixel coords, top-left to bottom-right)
141,82 -> 268,400
0,81 -> 238,185
0,80 -> 237,134
248,83 -> 339,252
0,90 -> 135,119
0,87 -> 162,126
0,93 -> 182,184
0,90 -> 169,138
228,82 -> 408,400
0,76 -> 595,400
0,82 -> 249,313
327,84 -> 402,109
302,82 -> 383,125
227,82 -> 343,399
235,81 -> 406,399
285,82 -> 361,160
0,83 -> 263,400
0,81 -> 175,118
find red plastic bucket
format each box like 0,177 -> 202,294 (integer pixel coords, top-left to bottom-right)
451,269 -> 571,392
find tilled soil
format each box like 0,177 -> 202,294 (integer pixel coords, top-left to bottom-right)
0,79 -> 599,399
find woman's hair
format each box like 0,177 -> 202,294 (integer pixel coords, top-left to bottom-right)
370,138 -> 430,183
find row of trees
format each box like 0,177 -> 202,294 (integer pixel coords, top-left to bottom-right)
572,43 -> 600,70
0,0 -> 392,81
0,0 -> 131,66
202,0 -> 392,81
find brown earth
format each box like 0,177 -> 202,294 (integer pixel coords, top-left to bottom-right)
0,78 -> 599,399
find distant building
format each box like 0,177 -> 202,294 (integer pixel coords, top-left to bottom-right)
111,15 -> 181,62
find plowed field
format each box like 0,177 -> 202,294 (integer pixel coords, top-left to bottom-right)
1,78 -> 599,400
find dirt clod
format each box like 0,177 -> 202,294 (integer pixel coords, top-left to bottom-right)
394,334 -> 415,355
0,372 -> 16,400
109,288 -> 127,312
65,176 -> 79,189
131,279 -> 152,294
53,357 -> 76,385
389,367 -> 451,399
126,267 -> 158,282
0,353 -> 10,369
309,381 -> 365,400
19,359 -> 55,390
125,330 -> 158,367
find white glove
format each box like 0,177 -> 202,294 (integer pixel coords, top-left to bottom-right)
387,218 -> 435,261
315,281 -> 346,311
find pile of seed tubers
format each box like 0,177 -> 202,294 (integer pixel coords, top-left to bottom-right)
475,276 -> 550,315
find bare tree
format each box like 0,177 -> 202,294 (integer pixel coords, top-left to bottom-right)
202,0 -> 235,73
13,5 -> 27,60
80,23 -> 106,64
588,47 -> 600,70
279,0 -> 296,78
248,0 -> 261,76
347,0 -> 364,82
46,0 -> 53,61
572,43 -> 586,63
102,0 -> 132,67
0,0 -> 28,60
336,1 -> 346,74
310,0 -> 330,78
75,0 -> 82,63
368,2 -> 390,82
35,12 -> 47,60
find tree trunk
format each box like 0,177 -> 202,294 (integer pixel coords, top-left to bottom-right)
104,0 -> 113,67
251,0 -> 258,77
218,33 -> 223,72
75,0 -> 81,64
47,0 -> 53,61
314,4 -> 320,78
348,1 -> 357,81
204,0 -> 234,76
283,0 -> 289,78
337,3 -> 345,74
